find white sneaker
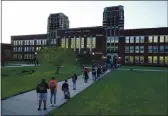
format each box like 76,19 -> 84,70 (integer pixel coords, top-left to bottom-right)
53,104 -> 57,107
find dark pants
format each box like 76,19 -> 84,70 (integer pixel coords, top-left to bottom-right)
50,91 -> 56,104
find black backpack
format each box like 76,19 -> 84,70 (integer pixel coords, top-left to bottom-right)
38,83 -> 46,93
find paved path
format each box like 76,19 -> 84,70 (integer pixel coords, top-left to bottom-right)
118,68 -> 168,72
2,70 -> 110,116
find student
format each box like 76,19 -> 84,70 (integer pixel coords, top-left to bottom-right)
72,74 -> 77,90
97,66 -> 101,79
36,79 -> 49,110
92,68 -> 96,81
84,69 -> 89,83
62,79 -> 70,99
49,77 -> 57,107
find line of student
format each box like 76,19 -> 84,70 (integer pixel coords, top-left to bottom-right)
36,74 -> 77,111
35,65 -> 108,111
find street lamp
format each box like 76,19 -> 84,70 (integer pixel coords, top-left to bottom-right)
92,52 -> 95,55
34,52 -> 37,66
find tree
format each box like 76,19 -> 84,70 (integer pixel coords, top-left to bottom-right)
36,47 -> 79,74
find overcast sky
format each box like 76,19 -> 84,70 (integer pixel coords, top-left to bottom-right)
2,1 -> 168,43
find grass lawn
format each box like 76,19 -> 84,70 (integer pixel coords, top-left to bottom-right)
1,64 -> 82,99
49,70 -> 167,115
121,65 -> 168,70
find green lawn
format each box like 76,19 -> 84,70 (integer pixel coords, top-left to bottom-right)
1,64 -> 82,99
121,65 -> 168,70
49,70 -> 167,115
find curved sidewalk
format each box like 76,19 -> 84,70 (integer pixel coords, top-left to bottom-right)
2,70 -> 110,116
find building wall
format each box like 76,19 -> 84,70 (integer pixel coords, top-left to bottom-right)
118,27 -> 168,66
1,43 -> 13,64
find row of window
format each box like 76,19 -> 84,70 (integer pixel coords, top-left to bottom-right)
125,56 -> 168,64
125,45 -> 168,53
148,46 -> 168,53
61,37 -> 96,49
125,35 -> 168,43
107,37 -> 119,43
125,46 -> 144,53
107,46 -> 118,53
13,47 -> 42,52
148,56 -> 168,64
50,39 -> 57,44
13,39 -> 47,46
13,54 -> 35,60
125,36 -> 144,43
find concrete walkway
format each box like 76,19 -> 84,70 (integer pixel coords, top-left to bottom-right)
118,68 -> 168,72
2,70 -> 110,116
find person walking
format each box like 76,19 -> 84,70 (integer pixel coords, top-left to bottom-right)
36,79 -> 49,110
49,77 -> 57,107
92,67 -> 96,81
62,79 -> 70,99
84,68 -> 89,83
72,74 -> 77,90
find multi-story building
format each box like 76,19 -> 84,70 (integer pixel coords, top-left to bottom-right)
1,43 -> 13,66
47,13 -> 69,46
47,13 -> 69,33
10,5 -> 168,66
103,5 -> 124,55
11,34 -> 47,61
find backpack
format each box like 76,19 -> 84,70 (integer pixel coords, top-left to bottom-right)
50,82 -> 56,92
38,83 -> 46,93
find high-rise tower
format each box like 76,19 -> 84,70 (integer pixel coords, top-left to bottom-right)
103,5 -> 124,55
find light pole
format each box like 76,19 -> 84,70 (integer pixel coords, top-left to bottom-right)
35,52 -> 37,66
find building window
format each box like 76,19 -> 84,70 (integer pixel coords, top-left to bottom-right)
125,46 -> 129,53
140,36 -> 144,43
81,37 -> 84,48
165,35 -> 168,43
160,46 -> 164,53
148,56 -> 152,63
165,56 -> 168,64
129,56 -> 134,63
153,36 -> 158,43
125,56 -> 129,63
130,37 -> 134,43
125,37 -> 129,43
160,36 -> 164,43
148,46 -> 152,53
39,40 -> 41,45
135,36 -> 139,43
20,40 -> 23,45
111,37 -> 114,43
135,46 -> 140,53
148,36 -> 153,43
13,54 -> 17,59
159,56 -> 164,64
153,46 -> 158,53
140,56 -> 144,63
87,37 -> 91,48
76,38 -> 80,48
107,37 -> 110,43
140,46 -> 144,53
165,46 -> 168,53
153,56 -> 158,64
61,38 -> 65,48
115,37 -> 118,43
36,40 -> 38,45
66,38 -> 69,48
129,46 -> 134,53
135,56 -> 139,63
71,38 -> 75,48
92,37 -> 96,48
54,39 -> 56,44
